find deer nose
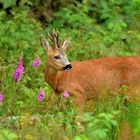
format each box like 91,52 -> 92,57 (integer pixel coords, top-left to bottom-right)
63,64 -> 72,70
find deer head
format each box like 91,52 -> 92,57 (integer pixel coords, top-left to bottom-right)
41,30 -> 72,71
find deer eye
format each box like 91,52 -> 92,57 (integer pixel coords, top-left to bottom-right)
54,55 -> 60,59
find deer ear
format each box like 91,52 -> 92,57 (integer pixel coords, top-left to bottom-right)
61,39 -> 70,50
41,37 -> 51,52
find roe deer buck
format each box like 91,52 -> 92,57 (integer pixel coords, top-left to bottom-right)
41,31 -> 140,113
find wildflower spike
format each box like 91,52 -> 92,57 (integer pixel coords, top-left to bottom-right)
13,57 -> 24,83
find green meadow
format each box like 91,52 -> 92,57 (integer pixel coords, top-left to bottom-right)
1,0 -> 140,139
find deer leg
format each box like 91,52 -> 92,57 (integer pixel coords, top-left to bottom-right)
69,90 -> 85,115
74,95 -> 84,114
126,84 -> 140,101
58,86 -> 85,114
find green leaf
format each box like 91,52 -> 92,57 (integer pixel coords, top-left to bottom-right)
0,0 -> 16,9
0,128 -> 17,140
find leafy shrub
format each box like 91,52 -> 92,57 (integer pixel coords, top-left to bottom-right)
0,10 -> 42,62
52,0 -> 93,29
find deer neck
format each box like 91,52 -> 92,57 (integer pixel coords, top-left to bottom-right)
45,60 -> 59,90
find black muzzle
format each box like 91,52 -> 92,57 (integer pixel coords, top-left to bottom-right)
63,64 -> 72,70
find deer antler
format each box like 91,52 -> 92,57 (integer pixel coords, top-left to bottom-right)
48,29 -> 60,48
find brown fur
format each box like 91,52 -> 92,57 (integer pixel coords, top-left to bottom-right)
45,56 -> 140,112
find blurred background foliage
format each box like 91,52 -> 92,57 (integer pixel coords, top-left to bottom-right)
1,0 -> 140,62
1,0 -> 140,140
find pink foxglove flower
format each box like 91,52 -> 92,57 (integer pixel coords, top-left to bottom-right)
32,58 -> 41,67
13,57 -> 24,82
0,93 -> 4,104
63,90 -> 69,99
37,89 -> 45,102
